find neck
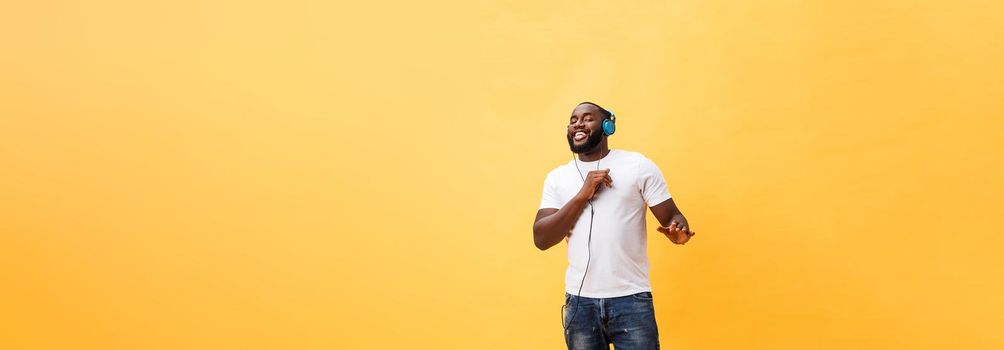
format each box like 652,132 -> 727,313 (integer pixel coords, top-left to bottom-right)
577,142 -> 610,162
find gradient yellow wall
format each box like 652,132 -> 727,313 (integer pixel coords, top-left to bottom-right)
2,1 -> 1002,349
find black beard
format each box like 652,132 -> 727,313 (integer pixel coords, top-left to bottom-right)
567,129 -> 603,154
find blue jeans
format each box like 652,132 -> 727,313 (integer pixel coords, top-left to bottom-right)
563,291 -> 660,350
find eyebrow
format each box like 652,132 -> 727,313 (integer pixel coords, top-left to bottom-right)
570,112 -> 594,118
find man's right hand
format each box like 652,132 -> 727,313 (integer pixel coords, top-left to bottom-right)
576,168 -> 612,201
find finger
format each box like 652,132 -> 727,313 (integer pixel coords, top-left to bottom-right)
657,226 -> 669,234
688,231 -> 696,236
593,181 -> 604,190
681,226 -> 688,233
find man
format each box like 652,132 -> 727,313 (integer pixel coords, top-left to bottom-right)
533,102 -> 695,350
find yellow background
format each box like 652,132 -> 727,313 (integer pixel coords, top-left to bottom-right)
2,1 -> 1002,349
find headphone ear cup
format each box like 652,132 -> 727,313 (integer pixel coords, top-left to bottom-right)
602,119 -> 616,136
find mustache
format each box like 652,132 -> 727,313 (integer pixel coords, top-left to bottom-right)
567,128 -> 597,137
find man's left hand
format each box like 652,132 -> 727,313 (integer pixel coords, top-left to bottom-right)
657,222 -> 695,245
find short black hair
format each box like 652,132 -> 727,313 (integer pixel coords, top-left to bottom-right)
577,101 -> 613,119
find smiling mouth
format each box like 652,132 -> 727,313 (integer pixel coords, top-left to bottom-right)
573,131 -> 587,142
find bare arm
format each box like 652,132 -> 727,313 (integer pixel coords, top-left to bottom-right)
649,198 -> 696,245
532,169 -> 612,250
532,203 -> 585,251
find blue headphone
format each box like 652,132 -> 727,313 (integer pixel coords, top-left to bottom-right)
602,109 -> 617,136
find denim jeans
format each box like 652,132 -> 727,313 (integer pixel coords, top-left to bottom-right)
563,291 -> 660,350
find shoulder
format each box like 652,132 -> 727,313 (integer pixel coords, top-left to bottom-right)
543,161 -> 574,181
612,149 -> 652,165
614,150 -> 664,178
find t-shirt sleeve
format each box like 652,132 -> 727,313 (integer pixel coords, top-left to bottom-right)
638,156 -> 672,207
538,171 -> 562,210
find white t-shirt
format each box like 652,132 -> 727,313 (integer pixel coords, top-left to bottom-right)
538,149 -> 672,298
